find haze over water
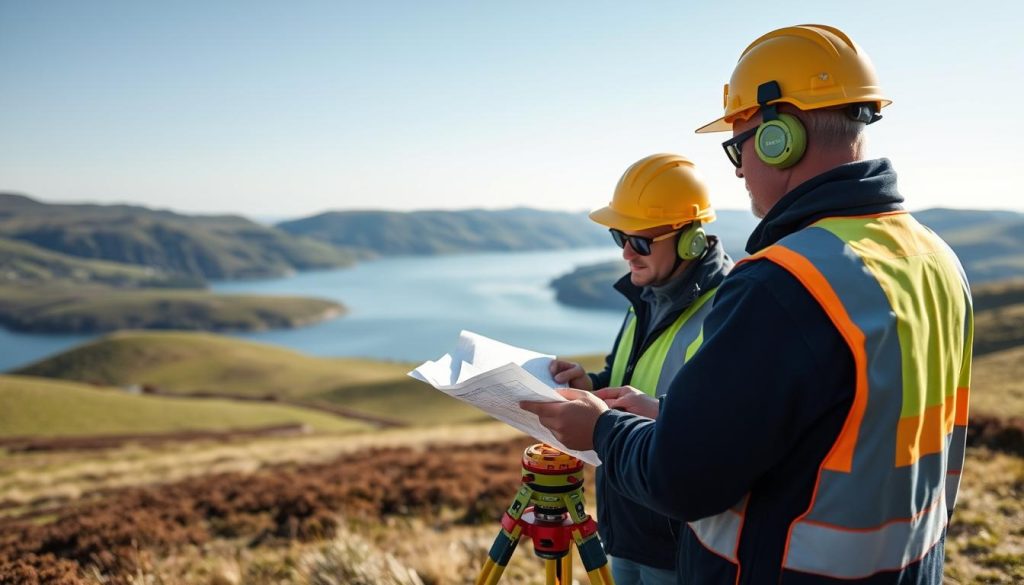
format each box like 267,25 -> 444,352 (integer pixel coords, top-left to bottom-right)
0,248 -> 628,371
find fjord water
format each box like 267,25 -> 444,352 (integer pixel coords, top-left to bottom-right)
211,247 -> 627,361
0,248 -> 627,371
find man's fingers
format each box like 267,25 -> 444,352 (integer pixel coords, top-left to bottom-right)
522,389 -> 589,417
553,365 -> 582,383
603,397 -> 624,409
548,360 -> 565,375
556,387 -> 590,401
522,389 -> 605,451
594,387 -> 626,400
521,400 -> 560,416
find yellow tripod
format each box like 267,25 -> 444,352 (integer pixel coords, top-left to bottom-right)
475,444 -> 614,585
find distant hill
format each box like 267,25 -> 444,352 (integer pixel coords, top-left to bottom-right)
915,208 -> 1024,284
971,279 -> 1024,356
0,374 -> 369,437
15,332 -> 482,426
553,209 -> 1024,310
971,346 -> 1024,420
551,260 -> 628,310
0,285 -> 343,333
0,193 -> 358,280
276,208 -> 611,255
0,237 -> 203,288
0,194 -> 357,334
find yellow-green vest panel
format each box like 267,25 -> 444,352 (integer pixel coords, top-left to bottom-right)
688,212 -> 972,580
609,288 -> 716,397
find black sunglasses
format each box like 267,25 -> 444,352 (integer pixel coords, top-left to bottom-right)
609,228 -> 681,256
722,127 -> 758,169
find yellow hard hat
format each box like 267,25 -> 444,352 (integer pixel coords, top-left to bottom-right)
589,154 -> 716,232
696,24 -> 891,133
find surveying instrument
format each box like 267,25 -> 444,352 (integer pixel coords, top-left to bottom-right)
475,443 -> 614,585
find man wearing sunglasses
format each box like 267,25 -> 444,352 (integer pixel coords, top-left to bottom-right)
526,25 -> 972,585
548,153 -> 732,585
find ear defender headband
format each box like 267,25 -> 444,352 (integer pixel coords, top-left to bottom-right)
754,81 -> 807,169
676,221 -> 708,261
847,103 -> 883,125
754,81 -> 883,169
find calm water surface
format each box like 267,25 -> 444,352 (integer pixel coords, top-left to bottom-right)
0,248 -> 627,371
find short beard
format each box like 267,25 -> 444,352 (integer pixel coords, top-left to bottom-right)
749,193 -> 766,219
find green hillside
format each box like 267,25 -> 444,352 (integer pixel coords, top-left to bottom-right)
0,237 -> 203,288
0,194 -> 361,333
0,193 -> 358,280
0,375 -> 370,437
0,285 -> 342,333
14,331 -> 482,425
276,208 -> 610,255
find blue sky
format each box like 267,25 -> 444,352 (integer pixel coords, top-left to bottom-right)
1,1 -> 1021,219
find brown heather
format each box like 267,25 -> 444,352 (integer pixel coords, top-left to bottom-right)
0,438 -> 544,584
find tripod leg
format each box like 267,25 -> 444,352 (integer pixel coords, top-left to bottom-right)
475,527 -> 521,585
478,486 -> 535,585
573,530 -> 615,585
542,550 -> 573,585
560,546 -> 573,584
545,558 -> 558,585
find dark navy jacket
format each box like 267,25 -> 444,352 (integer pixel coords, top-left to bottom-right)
593,159 -> 947,584
589,238 -> 732,569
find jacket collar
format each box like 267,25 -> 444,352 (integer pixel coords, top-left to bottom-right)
614,236 -> 733,312
746,158 -> 905,254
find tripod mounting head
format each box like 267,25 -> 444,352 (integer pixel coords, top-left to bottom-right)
477,443 -> 614,584
518,443 -> 587,522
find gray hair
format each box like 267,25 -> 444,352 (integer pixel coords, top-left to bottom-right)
780,104 -> 866,155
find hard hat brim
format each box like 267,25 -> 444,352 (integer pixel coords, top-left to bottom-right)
696,106 -> 760,134
589,205 -> 715,232
695,116 -> 733,134
589,206 -> 672,232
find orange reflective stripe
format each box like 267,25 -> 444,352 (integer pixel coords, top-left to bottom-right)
894,398 -> 956,467
955,386 -> 970,426
757,245 -> 867,473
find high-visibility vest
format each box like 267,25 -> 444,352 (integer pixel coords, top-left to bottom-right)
687,212 -> 973,580
609,288 -> 717,396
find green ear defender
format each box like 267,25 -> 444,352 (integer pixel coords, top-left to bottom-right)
755,81 -> 807,169
676,221 -> 708,261
755,113 -> 806,169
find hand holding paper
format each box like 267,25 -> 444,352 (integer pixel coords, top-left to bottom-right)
519,387 -> 609,452
408,331 -> 601,465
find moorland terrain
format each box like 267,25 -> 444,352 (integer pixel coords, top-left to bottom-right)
1,300 -> 1022,583
2,199 -> 1023,583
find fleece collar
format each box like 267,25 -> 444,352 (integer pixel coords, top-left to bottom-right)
746,158 -> 905,254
